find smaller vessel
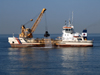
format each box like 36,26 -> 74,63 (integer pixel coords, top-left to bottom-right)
56,19 -> 93,47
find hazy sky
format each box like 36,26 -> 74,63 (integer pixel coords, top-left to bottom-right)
0,0 -> 100,34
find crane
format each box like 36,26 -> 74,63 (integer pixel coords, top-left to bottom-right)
19,8 -> 46,38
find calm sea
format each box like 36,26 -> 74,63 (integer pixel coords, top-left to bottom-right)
0,34 -> 100,75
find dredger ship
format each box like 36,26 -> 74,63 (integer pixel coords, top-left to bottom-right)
8,8 -> 93,48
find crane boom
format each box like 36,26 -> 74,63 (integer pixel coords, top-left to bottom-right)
19,8 -> 46,38
31,8 -> 46,33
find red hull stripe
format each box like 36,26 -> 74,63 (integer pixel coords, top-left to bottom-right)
15,38 -> 21,44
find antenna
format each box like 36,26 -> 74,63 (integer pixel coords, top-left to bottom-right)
65,20 -> 66,25
69,11 -> 70,19
72,11 -> 73,25
13,33 -> 14,37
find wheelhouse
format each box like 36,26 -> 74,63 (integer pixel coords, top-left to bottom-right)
63,26 -> 74,33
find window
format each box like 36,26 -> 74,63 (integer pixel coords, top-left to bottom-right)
66,29 -> 68,31
78,38 -> 82,40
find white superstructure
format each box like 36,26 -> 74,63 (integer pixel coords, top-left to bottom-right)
57,18 -> 93,47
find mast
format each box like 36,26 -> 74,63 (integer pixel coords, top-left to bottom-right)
65,20 -> 67,26
72,11 -> 73,25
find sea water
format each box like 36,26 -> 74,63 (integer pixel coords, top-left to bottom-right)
0,34 -> 100,75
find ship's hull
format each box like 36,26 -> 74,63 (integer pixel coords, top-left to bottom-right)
57,44 -> 93,47
10,43 -> 45,48
8,37 -> 46,48
56,41 -> 93,47
8,37 -> 93,48
10,42 -> 93,48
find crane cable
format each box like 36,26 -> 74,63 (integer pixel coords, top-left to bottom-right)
44,12 -> 48,31
86,24 -> 99,29
85,21 -> 100,30
20,11 -> 41,30
23,11 -> 41,26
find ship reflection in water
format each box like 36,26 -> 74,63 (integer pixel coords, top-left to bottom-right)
61,47 -> 93,75
8,47 -> 96,75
